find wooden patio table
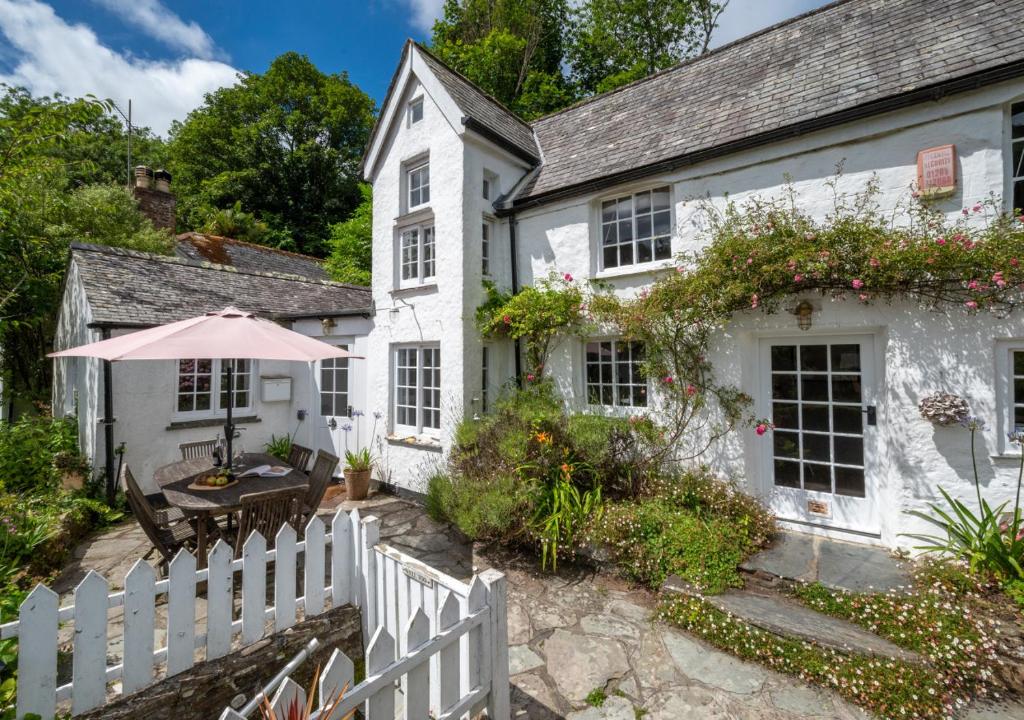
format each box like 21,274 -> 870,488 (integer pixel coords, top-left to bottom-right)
154,452 -> 308,569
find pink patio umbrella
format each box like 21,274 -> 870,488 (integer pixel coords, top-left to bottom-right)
50,307 -> 362,475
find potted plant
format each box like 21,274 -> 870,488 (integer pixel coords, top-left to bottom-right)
343,447 -> 374,500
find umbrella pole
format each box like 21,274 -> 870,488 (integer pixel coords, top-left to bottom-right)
225,360 -> 234,476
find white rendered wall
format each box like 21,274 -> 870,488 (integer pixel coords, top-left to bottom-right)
511,79 -> 1024,545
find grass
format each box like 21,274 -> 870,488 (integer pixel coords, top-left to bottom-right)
585,688 -> 607,707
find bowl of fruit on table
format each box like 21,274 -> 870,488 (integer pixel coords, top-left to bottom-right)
189,468 -> 237,490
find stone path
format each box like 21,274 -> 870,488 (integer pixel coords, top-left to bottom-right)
50,490 -> 1021,719
740,531 -> 911,593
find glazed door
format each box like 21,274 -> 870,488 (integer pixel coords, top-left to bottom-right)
316,343 -> 353,460
760,336 -> 879,535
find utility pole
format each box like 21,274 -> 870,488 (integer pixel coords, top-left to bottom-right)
111,99 -> 133,187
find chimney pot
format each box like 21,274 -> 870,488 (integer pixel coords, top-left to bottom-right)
133,165 -> 153,189
153,169 -> 172,193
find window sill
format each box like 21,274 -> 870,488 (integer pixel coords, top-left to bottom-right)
990,452 -> 1024,461
391,283 -> 438,298
167,415 -> 261,431
394,207 -> 434,226
595,262 -> 673,281
386,434 -> 443,452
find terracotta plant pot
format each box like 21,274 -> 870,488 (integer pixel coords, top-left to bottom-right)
344,468 -> 371,500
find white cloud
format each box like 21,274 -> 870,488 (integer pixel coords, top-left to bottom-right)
400,0 -> 444,33
92,0 -> 219,59
0,0 -> 239,136
711,0 -> 828,47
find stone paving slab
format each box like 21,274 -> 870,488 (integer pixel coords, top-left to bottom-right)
740,530 -> 911,593
663,576 -> 921,664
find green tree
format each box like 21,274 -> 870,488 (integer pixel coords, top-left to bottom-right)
430,0 -> 575,119
568,0 -> 727,95
325,184 -> 372,286
167,52 -> 376,257
0,86 -> 173,409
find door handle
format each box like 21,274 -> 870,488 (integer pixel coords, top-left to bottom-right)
862,406 -> 877,426
327,417 -> 337,430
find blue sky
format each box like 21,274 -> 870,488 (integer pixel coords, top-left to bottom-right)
0,0 -> 826,136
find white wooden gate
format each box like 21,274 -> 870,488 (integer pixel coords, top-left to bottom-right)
2,508 -> 510,720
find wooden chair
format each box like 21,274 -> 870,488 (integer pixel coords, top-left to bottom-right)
122,465 -> 196,565
233,487 -> 306,558
122,464 -> 184,528
180,439 -> 218,461
302,450 -> 339,523
287,443 -> 314,472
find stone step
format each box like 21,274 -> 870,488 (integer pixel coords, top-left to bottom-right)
662,576 -> 922,665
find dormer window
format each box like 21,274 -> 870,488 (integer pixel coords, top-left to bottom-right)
408,162 -> 430,210
409,97 -> 424,125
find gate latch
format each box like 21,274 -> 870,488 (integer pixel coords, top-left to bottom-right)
863,406 -> 877,426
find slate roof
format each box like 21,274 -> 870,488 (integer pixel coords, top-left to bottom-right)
70,243 -> 370,327
416,45 -> 539,163
175,233 -> 329,281
508,0 -> 1024,206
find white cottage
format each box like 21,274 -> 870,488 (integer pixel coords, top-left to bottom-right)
52,239 -> 373,496
360,0 -> 1024,548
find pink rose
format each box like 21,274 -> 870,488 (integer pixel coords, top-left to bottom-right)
563,272 -> 573,282
686,383 -> 697,396
502,315 -> 511,325
1012,258 -> 1020,268
936,237 -> 946,246
755,424 -> 768,436
968,279 -> 979,290
993,272 -> 1006,288
851,279 -> 864,290
526,373 -> 535,382
869,258 -> 880,268
859,293 -> 869,302
793,274 -> 804,282
751,293 -> 759,309
972,204 -> 982,213
663,376 -> 674,385
965,300 -> 978,310
962,208 -> 970,216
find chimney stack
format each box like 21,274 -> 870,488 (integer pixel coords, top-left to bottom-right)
132,165 -> 175,231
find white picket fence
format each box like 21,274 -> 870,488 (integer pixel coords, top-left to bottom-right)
1,507 -> 510,720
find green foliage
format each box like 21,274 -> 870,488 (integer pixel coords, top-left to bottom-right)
197,201 -> 288,247
0,87 -> 173,405
591,470 -> 773,592
476,273 -> 588,377
567,0 -> 725,95
264,434 -> 293,462
325,183 -> 372,286
344,447 -> 374,473
430,0 -> 574,119
584,688 -> 607,707
168,52 -> 376,256
0,415 -> 83,494
905,421 -> 1024,582
426,471 -> 529,540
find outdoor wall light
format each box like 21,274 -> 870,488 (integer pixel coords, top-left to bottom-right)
321,317 -> 336,335
794,300 -> 814,331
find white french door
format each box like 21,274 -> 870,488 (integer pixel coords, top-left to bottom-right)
759,335 -> 880,535
315,343 -> 352,460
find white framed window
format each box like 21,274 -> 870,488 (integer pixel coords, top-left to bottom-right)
408,97 -> 424,125
600,186 -> 672,270
408,162 -> 430,209
320,346 -> 350,418
483,170 -> 498,201
996,341 -> 1024,453
175,358 -> 254,419
584,340 -> 647,407
393,345 -> 441,436
481,221 -> 491,276
482,177 -> 491,200
398,224 -> 435,287
1011,102 -> 1024,213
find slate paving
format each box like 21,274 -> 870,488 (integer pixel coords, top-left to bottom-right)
50,490 -> 1019,719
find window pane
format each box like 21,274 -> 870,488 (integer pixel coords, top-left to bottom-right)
803,463 -> 831,492
773,431 -> 799,459
602,222 -> 617,247
831,344 -> 861,372
635,191 -> 651,213
1014,351 -> 1024,376
771,346 -> 796,371
832,375 -> 862,402
774,459 -> 800,488
772,374 -> 798,400
618,219 -> 633,242
834,435 -> 863,466
1013,104 -> 1024,139
178,396 -> 193,412
603,246 -> 618,269
773,403 -> 799,429
636,214 -> 652,239
652,187 -> 670,211
832,406 -> 862,434
618,243 -> 633,266
654,236 -> 671,260
652,210 -> 670,237
636,239 -> 652,263
801,375 -> 829,402
601,201 -> 616,223
800,345 -> 828,372
835,467 -> 865,497
802,433 -> 830,462
802,404 -> 829,431
196,393 -> 211,411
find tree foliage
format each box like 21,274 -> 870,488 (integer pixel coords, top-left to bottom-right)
325,183 -> 373,286
0,86 -> 172,409
167,52 -> 376,257
430,0 -> 728,117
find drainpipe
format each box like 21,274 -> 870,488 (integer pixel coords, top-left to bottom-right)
100,328 -> 116,505
509,214 -> 523,387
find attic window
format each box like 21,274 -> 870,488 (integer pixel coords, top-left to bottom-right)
409,97 -> 424,125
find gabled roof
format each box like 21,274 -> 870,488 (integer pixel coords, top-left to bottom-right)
415,45 -> 538,163
175,233 -> 329,281
361,41 -> 538,178
70,243 -> 370,328
511,0 -> 1024,207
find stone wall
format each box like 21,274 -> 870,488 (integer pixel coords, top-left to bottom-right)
79,605 -> 362,720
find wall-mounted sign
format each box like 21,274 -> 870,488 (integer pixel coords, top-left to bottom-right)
916,144 -> 957,198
